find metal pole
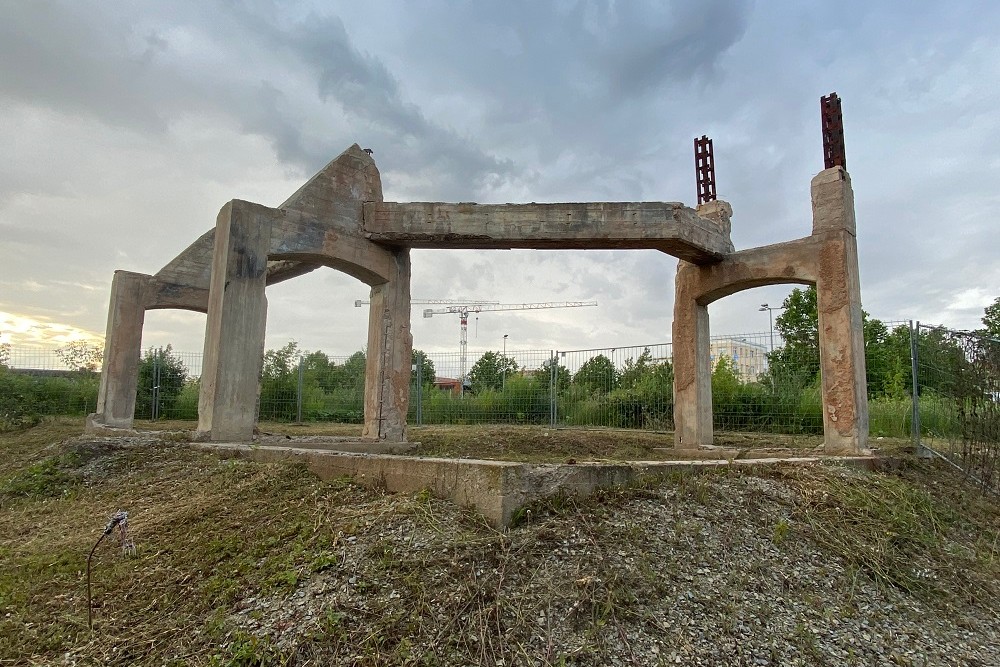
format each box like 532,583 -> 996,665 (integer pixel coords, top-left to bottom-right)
151,349 -> 159,420
416,352 -> 423,426
502,334 -> 508,391
769,310 -> 774,353
910,320 -> 929,457
550,351 -> 557,428
296,356 -> 304,423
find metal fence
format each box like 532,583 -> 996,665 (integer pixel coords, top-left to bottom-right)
3,321 -> 997,471
0,322 -> 912,437
913,323 -> 1000,494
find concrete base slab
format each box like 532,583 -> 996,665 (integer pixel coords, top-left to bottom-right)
84,414 -> 138,436
255,435 -> 418,455
655,446 -> 740,460
191,442 -> 877,527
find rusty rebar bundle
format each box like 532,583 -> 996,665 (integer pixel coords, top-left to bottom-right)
694,135 -> 716,205
821,92 -> 846,170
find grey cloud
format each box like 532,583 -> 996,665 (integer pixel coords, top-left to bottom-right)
0,1 -> 518,200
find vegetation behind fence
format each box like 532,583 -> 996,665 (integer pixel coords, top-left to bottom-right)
3,290 -> 998,460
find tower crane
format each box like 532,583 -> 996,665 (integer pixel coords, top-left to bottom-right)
354,298 -> 499,308
422,301 -> 598,384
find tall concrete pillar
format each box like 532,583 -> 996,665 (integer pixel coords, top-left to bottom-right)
672,267 -> 713,449
811,167 -> 869,454
87,270 -> 149,430
362,248 -> 412,441
197,200 -> 271,442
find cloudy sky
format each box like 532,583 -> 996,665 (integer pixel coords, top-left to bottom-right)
1,1 -> 998,364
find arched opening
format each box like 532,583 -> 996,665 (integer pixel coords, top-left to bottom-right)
137,308 -> 206,421
258,267 -> 370,430
704,285 -> 824,438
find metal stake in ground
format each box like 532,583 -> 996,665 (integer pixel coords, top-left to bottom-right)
87,510 -> 135,630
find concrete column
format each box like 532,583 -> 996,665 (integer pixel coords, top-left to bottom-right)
673,263 -> 713,449
362,248 -> 412,441
811,167 -> 869,454
197,200 -> 271,442
87,270 -> 150,431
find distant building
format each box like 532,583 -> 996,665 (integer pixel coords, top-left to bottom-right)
433,377 -> 462,394
709,338 -> 768,382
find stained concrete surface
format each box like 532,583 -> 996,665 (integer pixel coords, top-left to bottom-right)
193,441 -> 877,527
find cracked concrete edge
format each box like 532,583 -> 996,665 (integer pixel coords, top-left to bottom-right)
189,442 -> 879,527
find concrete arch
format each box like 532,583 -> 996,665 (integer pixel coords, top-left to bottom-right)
193,145 -> 411,443
672,168 -> 868,454
89,146 -> 413,442
89,144 -> 866,456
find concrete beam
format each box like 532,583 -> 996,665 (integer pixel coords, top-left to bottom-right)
363,201 -> 734,264
146,279 -> 210,313
268,208 -> 394,286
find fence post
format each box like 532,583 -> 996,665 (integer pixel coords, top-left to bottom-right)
550,350 -> 557,428
910,320 -> 929,457
296,356 -> 304,424
415,352 -> 423,426
151,348 -> 160,420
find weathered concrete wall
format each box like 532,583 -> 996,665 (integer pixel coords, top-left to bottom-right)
194,442 -> 876,527
88,270 -> 150,430
670,168 -> 869,454
362,249 -> 413,441
364,201 -> 734,264
196,200 -> 272,442
812,168 -> 869,453
672,292 -> 712,448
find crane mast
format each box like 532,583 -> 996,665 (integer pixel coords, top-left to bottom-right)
422,301 -> 598,385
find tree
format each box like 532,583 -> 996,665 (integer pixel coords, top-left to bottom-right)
766,285 -> 904,398
619,348 -> 654,390
412,349 -> 435,387
259,342 -> 300,421
135,346 -> 188,419
56,341 -> 103,372
337,351 -> 367,391
983,297 -> 1000,339
539,356 -> 571,392
468,351 -> 517,392
573,354 -> 618,394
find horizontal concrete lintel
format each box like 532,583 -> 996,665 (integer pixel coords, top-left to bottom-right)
192,442 -> 876,527
363,202 -> 733,262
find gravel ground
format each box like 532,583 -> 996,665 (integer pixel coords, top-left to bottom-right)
226,466 -> 1000,666
2,423 -> 995,666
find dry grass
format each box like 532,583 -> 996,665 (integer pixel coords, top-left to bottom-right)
1,420 -> 997,665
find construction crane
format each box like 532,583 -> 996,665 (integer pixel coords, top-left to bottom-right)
423,301 -> 598,385
354,298 -> 499,308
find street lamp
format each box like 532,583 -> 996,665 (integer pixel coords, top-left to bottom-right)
759,304 -> 782,352
502,334 -> 508,390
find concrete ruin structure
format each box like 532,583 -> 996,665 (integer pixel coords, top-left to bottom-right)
88,94 -> 869,455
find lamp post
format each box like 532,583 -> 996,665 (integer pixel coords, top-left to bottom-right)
759,304 -> 782,352
502,334 -> 508,390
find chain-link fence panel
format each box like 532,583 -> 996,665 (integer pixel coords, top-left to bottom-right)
0,315 -> 950,442
412,349 -> 555,425
556,342 -> 674,430
915,324 -> 1000,494
0,346 -> 100,429
135,347 -> 200,420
